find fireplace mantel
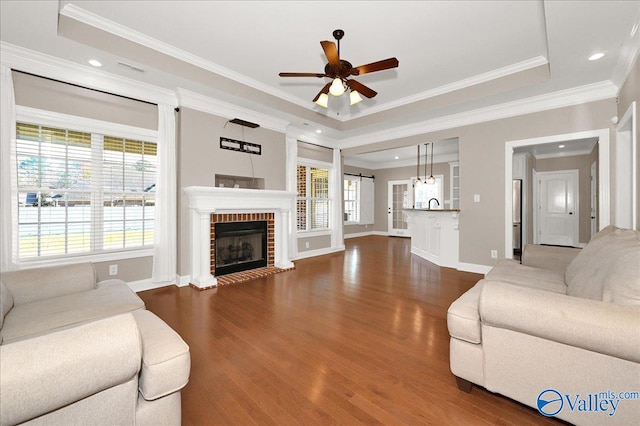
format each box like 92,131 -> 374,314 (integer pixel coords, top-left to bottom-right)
184,186 -> 296,288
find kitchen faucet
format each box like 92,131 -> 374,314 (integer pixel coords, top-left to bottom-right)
428,198 -> 440,209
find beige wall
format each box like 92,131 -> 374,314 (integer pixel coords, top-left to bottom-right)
12,71 -> 157,129
297,234 -> 332,253
12,72 -> 157,282
535,154 -> 592,244
344,98 -> 616,267
298,141 -> 333,163
616,55 -> 640,230
177,107 -> 287,276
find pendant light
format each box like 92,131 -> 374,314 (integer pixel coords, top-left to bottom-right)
426,142 -> 436,184
424,143 -> 428,182
415,145 -> 422,185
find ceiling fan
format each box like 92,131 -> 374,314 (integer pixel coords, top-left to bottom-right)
279,29 -> 399,107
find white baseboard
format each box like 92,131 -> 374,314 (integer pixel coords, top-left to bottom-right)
295,246 -> 345,260
344,231 -> 376,239
372,231 -> 389,236
128,275 -> 189,293
457,262 -> 492,275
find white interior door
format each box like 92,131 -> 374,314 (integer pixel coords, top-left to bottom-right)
536,170 -> 579,246
388,180 -> 412,237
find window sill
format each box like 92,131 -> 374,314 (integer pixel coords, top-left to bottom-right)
17,248 -> 154,270
297,229 -> 332,237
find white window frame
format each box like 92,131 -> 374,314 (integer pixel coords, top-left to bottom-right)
297,158 -> 333,236
414,174 -> 444,209
12,106 -> 158,267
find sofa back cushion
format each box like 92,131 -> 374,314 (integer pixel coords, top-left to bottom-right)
0,263 -> 96,306
566,226 -> 640,304
0,280 -> 14,329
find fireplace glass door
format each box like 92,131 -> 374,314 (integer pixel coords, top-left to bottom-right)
214,221 -> 267,276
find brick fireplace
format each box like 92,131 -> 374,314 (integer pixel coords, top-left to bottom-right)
184,186 -> 296,288
211,213 -> 274,276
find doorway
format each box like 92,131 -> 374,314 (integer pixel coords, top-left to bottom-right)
504,129 -> 610,259
388,180 -> 412,237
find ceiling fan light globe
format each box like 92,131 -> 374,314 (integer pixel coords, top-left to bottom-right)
329,78 -> 346,96
315,93 -> 329,108
349,90 -> 363,105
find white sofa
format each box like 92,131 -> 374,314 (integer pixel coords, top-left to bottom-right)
0,263 -> 190,425
447,226 -> 640,425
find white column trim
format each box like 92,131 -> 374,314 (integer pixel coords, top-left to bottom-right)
331,148 -> 345,250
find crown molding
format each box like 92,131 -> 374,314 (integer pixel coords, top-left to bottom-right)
344,153 -> 459,170
176,88 -> 289,133
346,56 -> 549,121
59,4 -> 311,111
612,38 -> 639,91
338,80 -> 618,150
0,41 -> 177,106
58,5 -> 556,124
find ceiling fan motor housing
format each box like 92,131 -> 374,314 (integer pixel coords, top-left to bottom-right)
324,60 -> 354,79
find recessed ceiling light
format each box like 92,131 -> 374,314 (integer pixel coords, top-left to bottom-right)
558,144 -> 565,149
316,129 -> 322,134
588,53 -> 604,61
394,156 -> 399,160
88,59 -> 102,67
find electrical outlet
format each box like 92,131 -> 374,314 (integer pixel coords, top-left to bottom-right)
305,241 -> 310,249
474,194 -> 481,203
490,250 -> 498,259
109,264 -> 118,276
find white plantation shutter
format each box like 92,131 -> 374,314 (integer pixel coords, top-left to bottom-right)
15,121 -> 157,260
359,177 -> 374,225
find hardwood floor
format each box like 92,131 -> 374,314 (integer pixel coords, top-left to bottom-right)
139,236 -> 562,425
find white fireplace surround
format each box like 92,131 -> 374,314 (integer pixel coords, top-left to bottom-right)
184,186 -> 296,288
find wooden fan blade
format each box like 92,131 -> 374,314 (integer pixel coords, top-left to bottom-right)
346,80 -> 377,98
312,83 -> 332,102
320,40 -> 340,66
351,58 -> 399,76
279,72 -> 326,78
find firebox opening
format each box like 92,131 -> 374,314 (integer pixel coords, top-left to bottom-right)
214,220 -> 268,276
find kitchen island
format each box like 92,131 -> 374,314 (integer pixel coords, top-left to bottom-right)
403,209 -> 460,269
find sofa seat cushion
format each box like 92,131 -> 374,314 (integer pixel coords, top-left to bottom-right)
447,281 -> 483,344
133,310 -> 190,401
485,259 -> 567,294
0,282 -> 144,344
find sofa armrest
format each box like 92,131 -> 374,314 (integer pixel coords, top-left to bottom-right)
0,263 -> 97,305
479,281 -> 640,363
132,310 -> 191,401
0,313 -> 141,425
521,244 -> 581,273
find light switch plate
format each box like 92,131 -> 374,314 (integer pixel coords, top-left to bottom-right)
474,194 -> 480,202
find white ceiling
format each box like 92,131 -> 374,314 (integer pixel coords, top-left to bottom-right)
1,1 -> 639,157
